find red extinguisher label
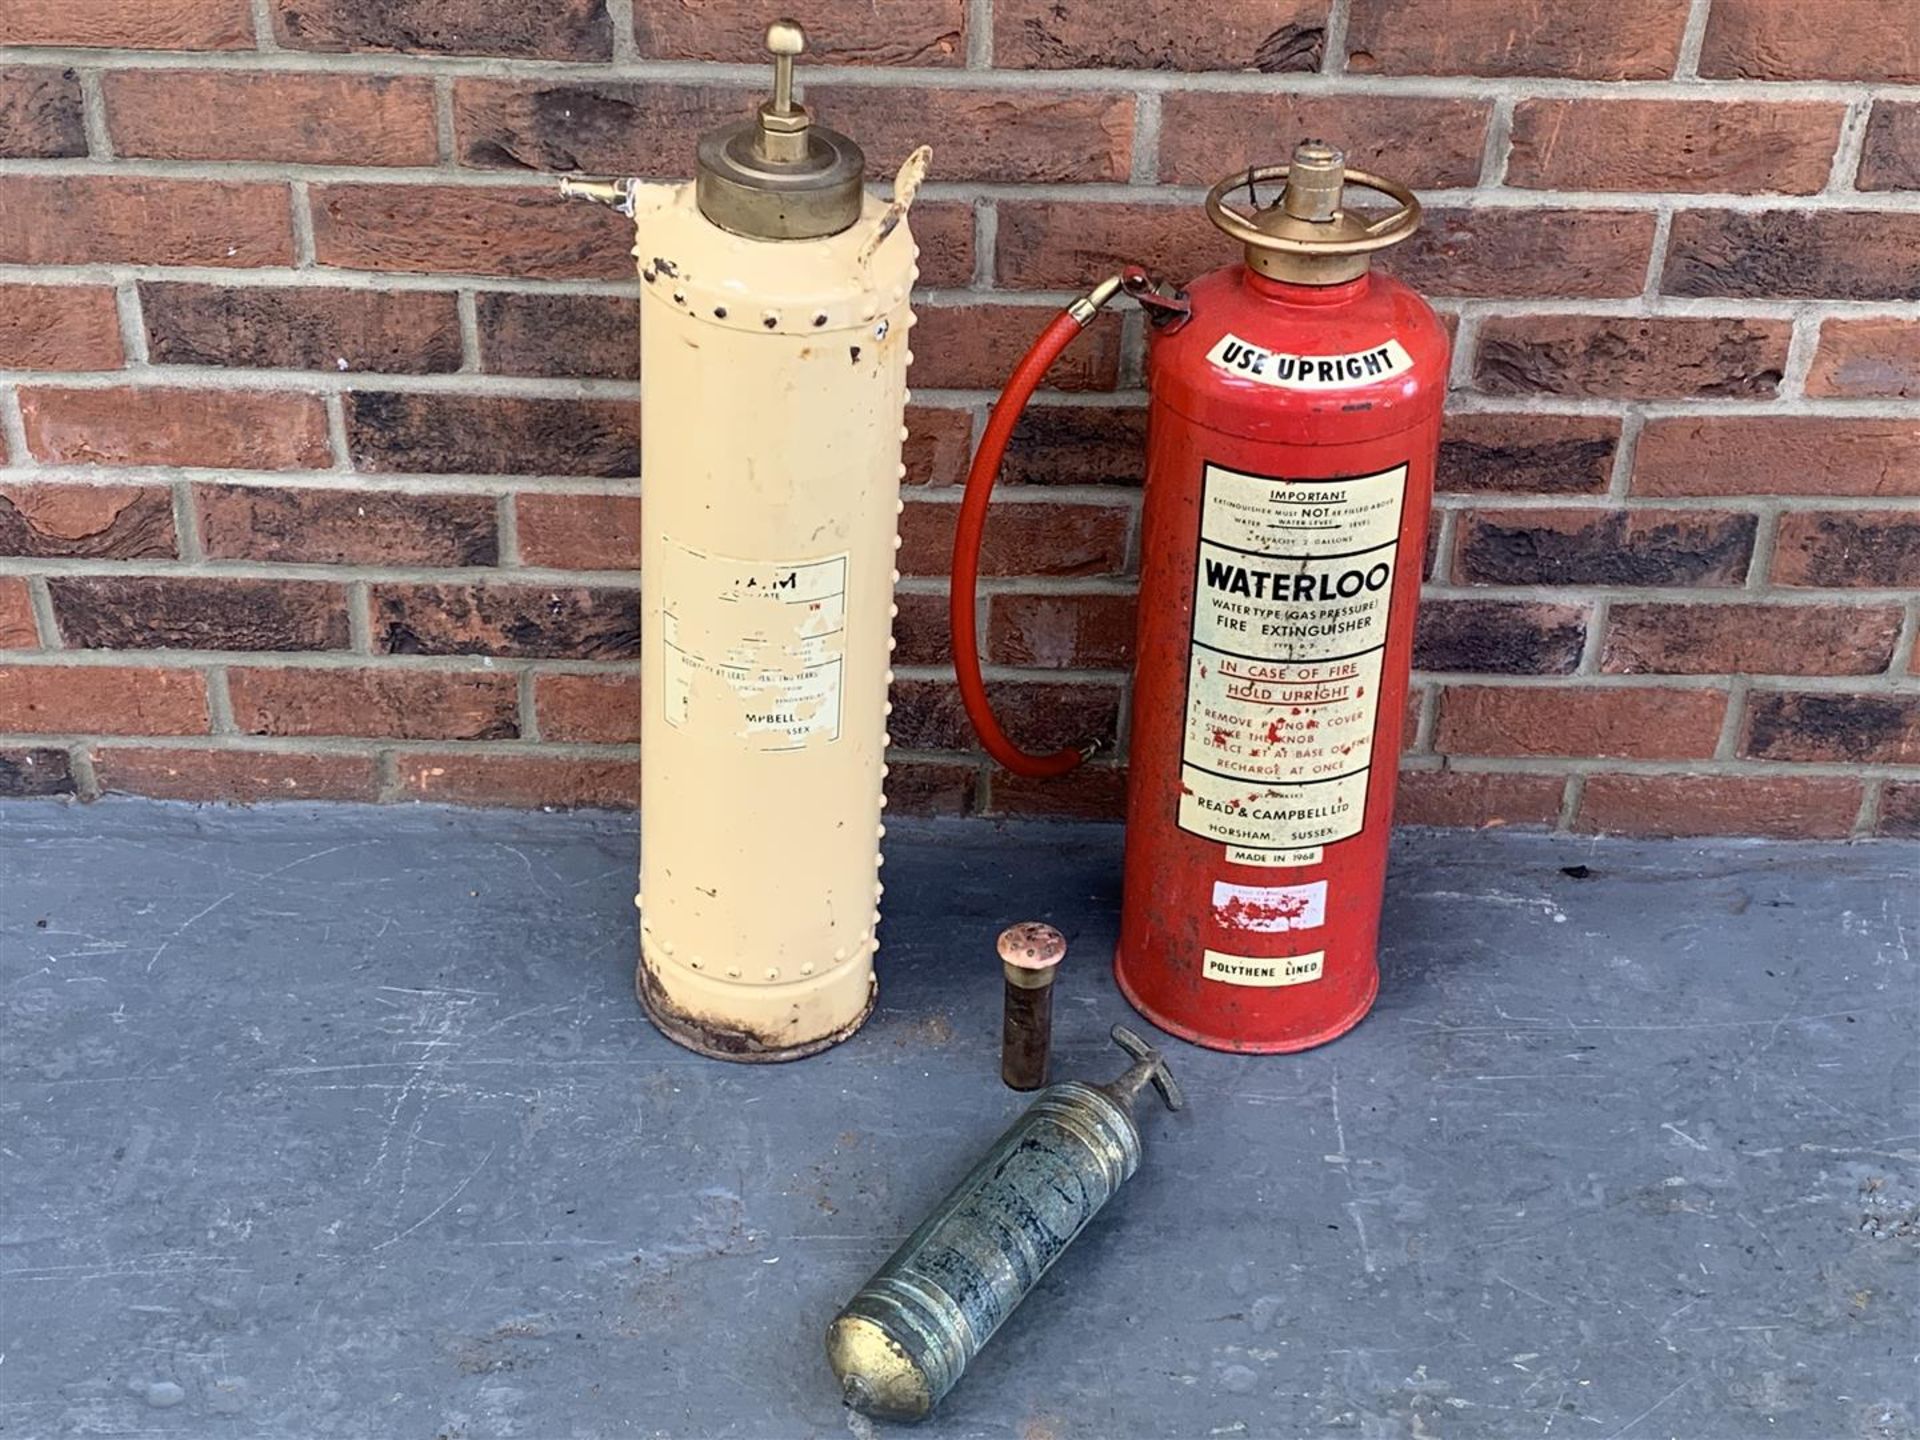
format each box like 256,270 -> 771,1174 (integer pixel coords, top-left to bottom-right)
1178,461 -> 1408,855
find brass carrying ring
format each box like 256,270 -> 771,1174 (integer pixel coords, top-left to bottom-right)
1205,164 -> 1421,255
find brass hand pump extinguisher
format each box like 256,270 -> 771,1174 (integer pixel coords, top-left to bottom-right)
567,23 -> 931,1061
952,143 -> 1448,1053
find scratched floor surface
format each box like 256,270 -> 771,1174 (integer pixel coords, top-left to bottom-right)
1,800 -> 1914,1440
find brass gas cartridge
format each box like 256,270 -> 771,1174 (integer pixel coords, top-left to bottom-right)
826,1025 -> 1183,1420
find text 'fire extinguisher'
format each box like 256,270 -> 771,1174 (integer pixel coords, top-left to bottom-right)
952,141 -> 1451,1054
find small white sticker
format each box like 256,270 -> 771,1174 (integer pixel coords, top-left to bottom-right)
1229,845 -> 1322,868
1211,879 -> 1327,933
1207,334 -> 1415,390
1203,950 -> 1326,988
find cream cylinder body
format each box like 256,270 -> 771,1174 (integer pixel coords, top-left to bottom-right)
625,179 -> 919,1060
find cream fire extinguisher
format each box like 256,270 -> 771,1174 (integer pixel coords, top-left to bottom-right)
566,22 -> 930,1061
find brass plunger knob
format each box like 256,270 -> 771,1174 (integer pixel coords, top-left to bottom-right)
757,20 -> 811,162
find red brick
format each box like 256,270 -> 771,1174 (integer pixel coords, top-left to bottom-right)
1859,103 -> 1920,190
1388,208 -> 1656,299
1664,211 -> 1920,302
1742,691 -> 1920,765
1699,1 -> 1920,82
989,591 -> 1136,669
636,1 -> 965,64
996,0 -> 1326,71
5,0 -> 252,49
534,672 -> 639,744
142,283 -> 462,373
1773,512 -> 1920,589
345,393 -> 639,477
1506,100 -> 1843,195
0,285 -> 123,371
0,665 -> 207,735
229,667 -> 518,740
1345,0 -> 1686,77
49,577 -> 351,652
904,406 -> 976,489
477,293 -> 638,380
1576,774 -> 1863,840
0,748 -> 75,798
456,79 -> 1134,184
18,387 -> 329,470
372,583 -> 638,659
1413,600 -> 1586,674
0,177 -> 292,268
1436,414 -> 1617,495
0,578 -> 37,648
1158,92 -> 1488,187
398,752 -> 639,810
884,759 -> 980,816
1004,406 -> 1149,489
908,306 -> 1121,391
1633,418 -> 1920,498
1604,603 -> 1903,677
1879,781 -> 1920,838
0,484 -> 175,560
0,67 -> 85,158
1805,319 -> 1920,400
1436,685 -> 1726,759
104,71 -> 437,166
904,202 -> 977,289
311,184 -> 631,281
516,493 -> 641,570
197,485 -> 498,567
1454,509 -> 1755,587
996,200 -> 1226,290
890,677 -> 1122,753
1393,769 -> 1567,828
900,500 -> 1130,578
986,764 -> 1129,820
95,747 -> 378,802
1473,316 -> 1789,400
271,0 -> 612,59
891,591 -> 953,668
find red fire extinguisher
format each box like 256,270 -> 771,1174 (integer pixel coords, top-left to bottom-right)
952,142 -> 1448,1054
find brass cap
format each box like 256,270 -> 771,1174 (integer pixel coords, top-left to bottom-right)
696,20 -> 866,241
1205,140 -> 1422,286
998,921 -> 1066,990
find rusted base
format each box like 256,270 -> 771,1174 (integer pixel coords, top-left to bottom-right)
635,955 -> 876,1064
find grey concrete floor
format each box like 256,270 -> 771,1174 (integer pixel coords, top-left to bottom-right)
0,800 -> 1915,1440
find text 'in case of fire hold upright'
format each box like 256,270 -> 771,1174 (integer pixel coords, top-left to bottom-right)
1178,462 -> 1408,854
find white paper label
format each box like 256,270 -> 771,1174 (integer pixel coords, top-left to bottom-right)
1207,335 -> 1415,391
1211,879 -> 1326,933
1179,462 -> 1408,852
1203,949 -> 1326,988
662,541 -> 847,751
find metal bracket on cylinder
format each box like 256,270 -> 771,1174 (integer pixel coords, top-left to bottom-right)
558,176 -> 636,216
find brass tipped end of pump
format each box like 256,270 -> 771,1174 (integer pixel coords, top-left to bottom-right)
1205,138 -> 1422,286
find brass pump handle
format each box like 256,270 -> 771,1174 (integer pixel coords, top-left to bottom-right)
1205,163 -> 1421,256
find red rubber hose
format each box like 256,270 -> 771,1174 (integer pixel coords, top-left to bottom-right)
949,308 -> 1092,779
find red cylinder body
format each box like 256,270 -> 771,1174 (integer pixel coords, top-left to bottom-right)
1114,261 -> 1448,1053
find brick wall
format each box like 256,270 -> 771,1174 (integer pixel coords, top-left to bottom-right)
0,0 -> 1915,838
